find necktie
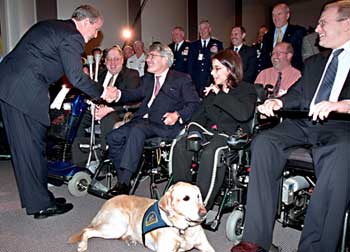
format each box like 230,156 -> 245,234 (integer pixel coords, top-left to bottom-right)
203,40 -> 207,48
276,28 -> 283,43
108,74 -> 116,87
234,47 -> 239,52
154,76 -> 161,97
314,48 -> 344,104
273,72 -> 282,97
175,43 -> 178,52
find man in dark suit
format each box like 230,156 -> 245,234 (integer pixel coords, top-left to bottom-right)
72,45 -> 140,164
232,2 -> 350,252
106,43 -> 200,196
0,5 -> 117,219
168,26 -> 190,73
229,26 -> 257,83
188,20 -> 223,96
259,3 -> 306,72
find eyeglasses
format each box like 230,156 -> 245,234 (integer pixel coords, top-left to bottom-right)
146,53 -> 164,59
318,17 -> 348,28
106,57 -> 122,62
271,51 -> 289,56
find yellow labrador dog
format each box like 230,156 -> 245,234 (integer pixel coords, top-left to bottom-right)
69,182 -> 215,252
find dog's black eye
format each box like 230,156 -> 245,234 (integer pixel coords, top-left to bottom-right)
183,195 -> 190,201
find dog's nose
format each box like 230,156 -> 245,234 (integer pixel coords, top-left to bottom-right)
198,206 -> 207,218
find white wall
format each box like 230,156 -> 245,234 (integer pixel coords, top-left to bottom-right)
1,0 -> 36,53
141,0 -> 187,49
57,0 -> 128,53
198,0 -> 235,48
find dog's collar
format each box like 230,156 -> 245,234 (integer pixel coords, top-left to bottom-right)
142,201 -> 169,246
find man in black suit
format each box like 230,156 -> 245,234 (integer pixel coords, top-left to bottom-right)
232,2 -> 350,252
168,26 -> 190,73
0,5 -> 117,219
188,20 -> 224,96
72,45 -> 140,164
106,43 -> 200,196
229,26 -> 257,83
259,3 -> 306,72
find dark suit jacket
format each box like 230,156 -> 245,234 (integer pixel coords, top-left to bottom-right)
228,45 -> 258,83
0,19 -> 103,126
169,41 -> 190,73
98,67 -> 140,115
260,24 -> 306,72
190,81 -> 257,135
118,70 -> 200,136
188,38 -> 224,95
281,50 -> 350,110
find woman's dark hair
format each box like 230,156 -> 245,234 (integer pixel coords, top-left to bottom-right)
212,49 -> 243,88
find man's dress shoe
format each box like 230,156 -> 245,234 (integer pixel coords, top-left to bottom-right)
55,197 -> 66,205
108,182 -> 130,196
231,241 -> 266,252
33,203 -> 73,219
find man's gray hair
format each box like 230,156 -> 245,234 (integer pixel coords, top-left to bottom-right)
71,5 -> 102,24
149,43 -> 174,67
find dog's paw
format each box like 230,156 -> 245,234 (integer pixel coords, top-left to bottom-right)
125,237 -> 138,247
77,241 -> 88,252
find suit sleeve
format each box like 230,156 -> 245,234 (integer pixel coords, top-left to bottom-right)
58,34 -> 103,100
177,75 -> 200,122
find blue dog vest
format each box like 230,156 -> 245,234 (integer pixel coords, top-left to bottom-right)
142,201 -> 169,245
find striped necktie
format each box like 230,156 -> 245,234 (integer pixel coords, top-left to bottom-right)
314,48 -> 344,104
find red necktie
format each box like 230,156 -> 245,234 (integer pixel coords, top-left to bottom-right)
154,76 -> 161,96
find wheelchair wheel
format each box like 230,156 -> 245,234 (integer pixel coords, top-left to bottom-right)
226,209 -> 244,244
68,171 -> 91,197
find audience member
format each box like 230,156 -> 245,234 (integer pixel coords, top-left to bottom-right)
259,3 -> 306,72
72,46 -> 140,165
188,20 -> 224,96
229,26 -> 257,83
122,44 -> 135,63
106,43 -> 200,196
255,42 -> 301,97
168,26 -> 190,73
0,5 -> 116,219
172,49 -> 257,208
253,25 -> 269,71
231,1 -> 350,252
126,40 -> 146,76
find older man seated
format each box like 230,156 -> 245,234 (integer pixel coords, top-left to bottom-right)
106,43 -> 200,196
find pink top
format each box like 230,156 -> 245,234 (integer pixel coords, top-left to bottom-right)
255,65 -> 301,97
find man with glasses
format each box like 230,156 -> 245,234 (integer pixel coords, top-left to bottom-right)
231,1 -> 350,252
106,43 -> 200,196
72,46 -> 140,165
255,42 -> 301,97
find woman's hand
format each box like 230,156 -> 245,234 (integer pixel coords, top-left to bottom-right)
203,84 -> 220,96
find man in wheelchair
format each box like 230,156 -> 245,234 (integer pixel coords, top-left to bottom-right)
232,2 -> 350,252
172,49 -> 257,209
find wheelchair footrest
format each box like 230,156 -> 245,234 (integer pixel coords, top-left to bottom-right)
203,209 -> 220,231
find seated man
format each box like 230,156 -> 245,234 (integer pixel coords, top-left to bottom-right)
107,43 -> 200,195
255,42 -> 301,97
72,46 -> 140,165
231,2 -> 350,252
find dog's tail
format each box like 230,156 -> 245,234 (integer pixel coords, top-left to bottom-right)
68,229 -> 84,244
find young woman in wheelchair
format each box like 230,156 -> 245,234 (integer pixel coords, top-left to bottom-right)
171,49 -> 257,209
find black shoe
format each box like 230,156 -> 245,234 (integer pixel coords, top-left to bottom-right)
55,197 -> 66,205
107,182 -> 130,196
33,203 -> 73,219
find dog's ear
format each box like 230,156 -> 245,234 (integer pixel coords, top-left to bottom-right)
159,184 -> 175,215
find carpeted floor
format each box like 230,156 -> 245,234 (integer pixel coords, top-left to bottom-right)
0,160 -> 301,252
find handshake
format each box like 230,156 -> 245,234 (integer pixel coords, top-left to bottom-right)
101,86 -> 121,103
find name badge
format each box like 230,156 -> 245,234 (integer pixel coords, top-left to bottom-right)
198,53 -> 204,61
